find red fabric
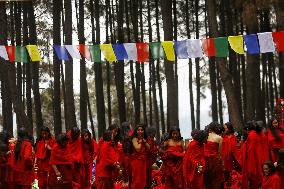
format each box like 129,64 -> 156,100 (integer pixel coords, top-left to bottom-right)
49,144 -> 72,165
202,38 -> 216,56
96,141 -> 119,178
5,46 -> 15,62
13,140 -> 34,186
238,141 -> 249,189
82,141 -> 95,189
95,177 -> 114,189
146,137 -> 158,188
267,128 -> 284,161
136,42 -> 149,62
222,135 -> 238,172
48,164 -> 74,189
183,140 -> 205,189
162,145 -> 184,189
35,137 -> 55,159
272,31 -> 284,52
68,132 -> 84,163
261,173 -> 281,189
204,141 -> 224,189
130,142 -> 147,189
78,44 -> 91,61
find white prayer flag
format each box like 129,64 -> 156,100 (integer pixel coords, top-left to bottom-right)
187,39 -> 203,58
123,43 -> 137,61
257,32 -> 275,53
65,45 -> 81,59
0,46 -> 9,60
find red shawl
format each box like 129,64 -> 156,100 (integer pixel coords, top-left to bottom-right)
222,135 -> 237,172
261,173 -> 281,189
49,143 -> 72,165
35,137 -> 55,159
67,131 -> 83,163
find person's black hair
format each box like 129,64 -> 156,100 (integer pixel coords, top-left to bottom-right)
169,126 -> 183,140
0,142 -> 8,154
81,129 -> 92,143
207,122 -> 223,135
15,127 -> 30,160
71,127 -> 80,141
103,130 -> 113,141
262,160 -> 276,175
0,130 -> 12,144
108,123 -> 121,143
224,122 -> 234,135
56,133 -> 69,147
192,129 -> 208,143
160,132 -> 169,145
146,127 -> 156,138
120,122 -> 131,141
132,124 -> 147,139
245,121 -> 262,133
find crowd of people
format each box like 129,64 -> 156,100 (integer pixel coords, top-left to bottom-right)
0,118 -> 284,189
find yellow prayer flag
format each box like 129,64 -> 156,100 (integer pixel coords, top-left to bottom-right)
228,36 -> 245,54
100,44 -> 117,62
26,45 -> 42,62
161,41 -> 175,61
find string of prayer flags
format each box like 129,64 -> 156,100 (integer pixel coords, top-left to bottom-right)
257,32 -> 275,53
187,39 -> 203,58
78,44 -> 91,61
228,36 -> 245,54
123,43 -> 137,61
149,42 -> 164,59
113,44 -> 128,61
100,44 -> 117,62
5,46 -> 15,62
26,45 -> 41,62
0,46 -> 9,60
65,45 -> 81,59
202,38 -> 216,57
53,45 -> 69,61
89,45 -> 101,63
174,40 -> 188,59
272,31 -> 284,52
136,42 -> 149,62
214,37 -> 229,57
244,34 -> 260,54
162,41 -> 175,61
15,46 -> 28,63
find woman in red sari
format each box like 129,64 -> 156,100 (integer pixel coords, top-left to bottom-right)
34,127 -> 55,189
204,122 -> 224,189
96,130 -> 120,189
13,128 -> 34,189
48,133 -> 73,189
267,118 -> 284,162
183,129 -> 208,189
261,161 -> 281,189
161,127 -> 184,189
275,149 -> 284,187
130,124 -> 150,189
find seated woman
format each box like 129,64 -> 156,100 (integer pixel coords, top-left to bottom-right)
48,133 -> 73,189
261,161 -> 281,189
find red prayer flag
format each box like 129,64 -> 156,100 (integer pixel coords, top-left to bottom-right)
136,42 -> 149,62
78,44 -> 91,61
5,45 -> 15,62
202,38 -> 216,57
272,31 -> 284,52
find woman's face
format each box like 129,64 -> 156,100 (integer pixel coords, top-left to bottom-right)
41,131 -> 49,140
83,133 -> 89,142
171,131 -> 180,140
111,128 -> 118,137
263,164 -> 270,176
272,119 -> 279,128
137,127 -> 144,138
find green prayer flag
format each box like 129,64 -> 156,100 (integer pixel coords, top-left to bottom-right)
89,45 -> 101,63
214,37 -> 229,57
15,46 -> 28,63
149,42 -> 164,59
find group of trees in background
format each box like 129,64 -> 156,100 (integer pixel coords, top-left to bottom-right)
0,0 -> 283,139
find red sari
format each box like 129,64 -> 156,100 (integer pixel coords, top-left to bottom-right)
183,140 -> 205,189
267,129 -> 284,162
146,137 -> 158,188
130,142 -> 147,189
96,141 -> 119,189
13,140 -> 34,189
35,137 -> 55,189
5,141 -> 16,189
222,135 -> 238,172
204,141 -> 224,189
82,139 -> 96,189
162,144 -> 184,189
48,143 -> 73,189
261,173 -> 281,189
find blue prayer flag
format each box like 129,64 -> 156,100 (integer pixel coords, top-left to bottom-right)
244,34 -> 260,54
53,45 -> 69,60
174,40 -> 188,59
112,44 -> 128,61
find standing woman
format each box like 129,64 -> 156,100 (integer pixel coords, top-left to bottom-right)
13,128 -> 34,189
204,122 -> 224,189
34,126 -> 55,189
183,130 -> 208,189
267,118 -> 284,162
161,127 -> 184,189
130,124 -> 150,189
261,161 -> 281,189
48,133 -> 73,189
